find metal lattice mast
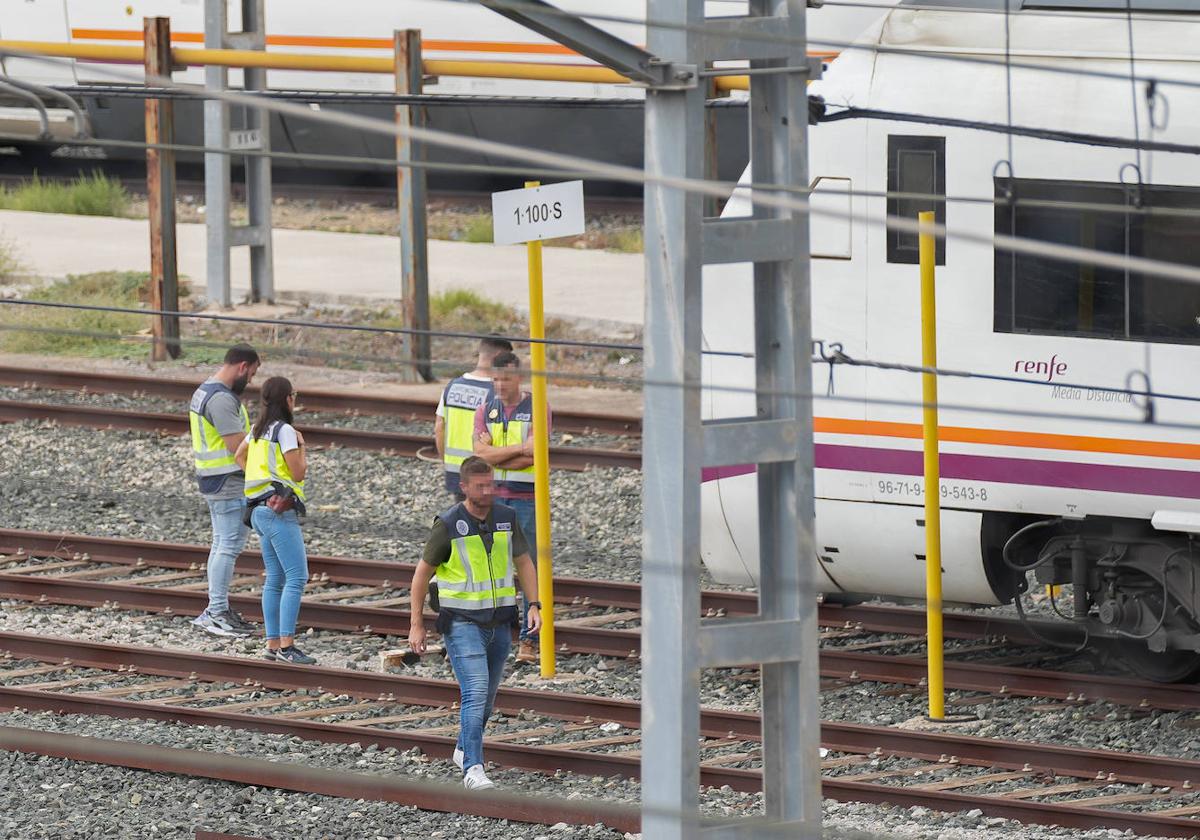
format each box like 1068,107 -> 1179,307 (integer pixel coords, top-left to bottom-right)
204,0 -> 274,306
642,0 -> 822,835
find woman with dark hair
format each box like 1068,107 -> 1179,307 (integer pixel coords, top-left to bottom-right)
235,376 -> 316,665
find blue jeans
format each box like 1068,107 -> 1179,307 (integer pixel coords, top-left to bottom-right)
251,506 -> 308,640
443,617 -> 511,773
506,497 -> 538,643
205,496 -> 248,614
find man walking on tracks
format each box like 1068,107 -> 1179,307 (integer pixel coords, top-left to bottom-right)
434,336 -> 513,501
408,456 -> 542,790
472,351 -> 551,663
189,343 -> 260,637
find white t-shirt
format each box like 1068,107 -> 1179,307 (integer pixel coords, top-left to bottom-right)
275,422 -> 300,453
435,371 -> 491,418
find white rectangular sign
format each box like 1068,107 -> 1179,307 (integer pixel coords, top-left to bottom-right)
491,180 -> 585,245
229,129 -> 263,151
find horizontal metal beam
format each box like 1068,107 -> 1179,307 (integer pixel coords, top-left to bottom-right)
697,617 -> 805,668
701,217 -> 796,265
703,418 -> 800,468
700,16 -> 803,62
476,0 -> 680,86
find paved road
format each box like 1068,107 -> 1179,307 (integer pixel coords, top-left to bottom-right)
0,210 -> 645,327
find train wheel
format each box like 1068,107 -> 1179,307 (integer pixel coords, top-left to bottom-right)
1117,640 -> 1200,683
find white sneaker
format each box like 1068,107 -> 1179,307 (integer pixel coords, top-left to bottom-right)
463,764 -> 494,791
452,747 -> 464,770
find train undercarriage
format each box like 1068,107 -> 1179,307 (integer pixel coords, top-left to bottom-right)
995,515 -> 1200,683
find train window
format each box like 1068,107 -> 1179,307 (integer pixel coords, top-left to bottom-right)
994,178 -> 1200,344
886,135 -> 945,265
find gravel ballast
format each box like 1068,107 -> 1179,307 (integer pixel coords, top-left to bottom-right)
1,710 -> 1186,840
0,419 -> 643,582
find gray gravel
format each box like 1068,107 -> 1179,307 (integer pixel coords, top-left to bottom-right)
0,419 -> 643,582
2,711 -> 1184,840
0,385 -> 635,451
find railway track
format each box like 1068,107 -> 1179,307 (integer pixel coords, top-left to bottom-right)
0,365 -> 643,437
0,528 -> 1195,712
0,397 -> 640,471
2,632 -> 1200,836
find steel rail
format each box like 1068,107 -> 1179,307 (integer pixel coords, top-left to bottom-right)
0,527 -> 747,614
0,572 -> 638,658
0,365 -> 643,437
2,567 -> 1193,708
0,398 -> 640,471
3,702 -> 1198,839
4,637 -> 1200,836
0,724 -> 643,833
0,527 -> 1082,645
2,632 -> 1198,787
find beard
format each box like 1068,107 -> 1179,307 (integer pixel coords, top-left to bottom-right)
231,375 -> 250,395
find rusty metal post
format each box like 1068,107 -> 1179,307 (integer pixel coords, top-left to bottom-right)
144,16 -> 180,360
395,29 -> 432,382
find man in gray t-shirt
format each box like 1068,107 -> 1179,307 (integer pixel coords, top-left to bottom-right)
188,344 -> 260,637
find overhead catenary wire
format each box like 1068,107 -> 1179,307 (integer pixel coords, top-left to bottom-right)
31,129 -> 1200,227
420,0 -> 1200,94
5,52 -> 1200,413
3,316 -> 1198,427
11,45 -> 1200,296
0,298 -> 746,359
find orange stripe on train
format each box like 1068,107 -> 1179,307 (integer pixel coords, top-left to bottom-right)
814,417 -> 1200,462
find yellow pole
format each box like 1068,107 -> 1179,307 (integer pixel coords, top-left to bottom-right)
919,210 -> 945,721
524,180 -> 556,678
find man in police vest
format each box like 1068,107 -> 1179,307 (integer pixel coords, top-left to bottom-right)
472,351 -> 551,663
188,344 -> 260,637
434,336 -> 513,501
408,456 -> 541,791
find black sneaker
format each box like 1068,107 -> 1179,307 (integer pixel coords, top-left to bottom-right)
275,645 -> 316,665
224,611 -> 258,634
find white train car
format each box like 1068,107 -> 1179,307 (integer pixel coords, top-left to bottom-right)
702,0 -> 1200,680
0,0 -> 887,192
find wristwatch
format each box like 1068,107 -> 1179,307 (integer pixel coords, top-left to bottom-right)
528,601 -> 542,610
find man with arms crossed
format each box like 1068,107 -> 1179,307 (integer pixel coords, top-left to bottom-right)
408,456 -> 541,790
188,343 -> 260,637
472,351 -> 550,663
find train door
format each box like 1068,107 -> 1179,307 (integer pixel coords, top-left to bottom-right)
0,0 -> 75,84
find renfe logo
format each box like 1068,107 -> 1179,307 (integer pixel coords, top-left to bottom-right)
1014,355 -> 1068,382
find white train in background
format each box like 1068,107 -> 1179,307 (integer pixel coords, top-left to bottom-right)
0,0 -> 888,192
702,0 -> 1200,681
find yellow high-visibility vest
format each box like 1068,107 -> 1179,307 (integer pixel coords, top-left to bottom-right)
435,502 -> 518,611
189,381 -> 250,477
441,375 -> 493,491
244,421 -> 306,503
484,395 -> 535,492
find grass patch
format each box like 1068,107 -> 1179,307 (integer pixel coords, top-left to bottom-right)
0,236 -> 24,282
0,172 -> 130,217
429,288 -> 516,331
605,227 -> 643,253
462,214 -> 494,244
0,271 -> 157,357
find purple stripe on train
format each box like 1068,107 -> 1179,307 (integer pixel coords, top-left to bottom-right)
700,445 -> 1200,499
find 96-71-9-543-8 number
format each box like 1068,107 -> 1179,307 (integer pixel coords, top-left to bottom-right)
877,479 -> 989,502
514,201 -> 564,226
